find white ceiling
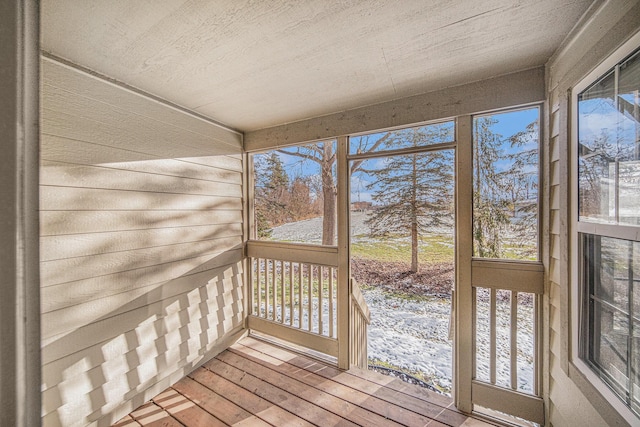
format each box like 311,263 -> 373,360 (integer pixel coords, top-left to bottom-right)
41,0 -> 593,132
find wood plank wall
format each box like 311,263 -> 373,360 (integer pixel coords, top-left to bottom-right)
545,2 -> 640,426
39,57 -> 246,427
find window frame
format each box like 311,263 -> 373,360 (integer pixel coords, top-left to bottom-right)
570,30 -> 640,426
248,139 -> 338,244
471,105 -> 543,262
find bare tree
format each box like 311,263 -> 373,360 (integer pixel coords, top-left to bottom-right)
278,135 -> 391,245
278,142 -> 337,245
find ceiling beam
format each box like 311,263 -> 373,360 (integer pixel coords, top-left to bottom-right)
244,66 -> 545,151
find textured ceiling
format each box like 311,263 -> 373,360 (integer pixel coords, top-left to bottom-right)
41,0 -> 593,131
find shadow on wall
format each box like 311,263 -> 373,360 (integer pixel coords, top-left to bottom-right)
41,250 -> 244,426
38,151 -> 246,427
39,56 -> 247,426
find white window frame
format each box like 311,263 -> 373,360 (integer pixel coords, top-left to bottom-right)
570,30 -> 640,426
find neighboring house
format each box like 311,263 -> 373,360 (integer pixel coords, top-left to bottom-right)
351,202 -> 373,212
2,1 -> 640,426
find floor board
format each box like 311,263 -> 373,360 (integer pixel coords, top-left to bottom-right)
116,336 -> 500,427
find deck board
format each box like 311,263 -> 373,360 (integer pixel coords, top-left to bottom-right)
206,356 -> 358,426
239,337 -> 465,425
153,388 -> 227,427
115,337 -> 500,427
129,402 -> 182,427
215,349 -> 403,427
188,367 -> 313,427
228,343 -> 430,426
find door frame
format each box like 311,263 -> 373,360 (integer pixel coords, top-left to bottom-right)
339,129 -> 458,381
454,113 -> 545,423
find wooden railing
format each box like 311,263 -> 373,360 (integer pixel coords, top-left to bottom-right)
470,259 -> 544,424
247,240 -> 339,357
246,240 -> 371,368
350,278 -> 370,369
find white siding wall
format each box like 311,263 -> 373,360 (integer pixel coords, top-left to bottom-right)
40,58 -> 246,427
545,1 -> 640,426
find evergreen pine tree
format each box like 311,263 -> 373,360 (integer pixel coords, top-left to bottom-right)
365,125 -> 454,272
473,115 -> 540,259
473,116 -> 511,258
254,152 -> 290,234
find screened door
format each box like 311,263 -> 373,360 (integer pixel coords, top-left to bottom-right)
454,108 -> 544,424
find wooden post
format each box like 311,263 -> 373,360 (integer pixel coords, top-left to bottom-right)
244,152 -> 254,327
337,136 -> 351,369
455,115 -> 473,413
0,1 -> 41,426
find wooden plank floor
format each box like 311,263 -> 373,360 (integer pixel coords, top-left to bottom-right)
114,336 -> 499,427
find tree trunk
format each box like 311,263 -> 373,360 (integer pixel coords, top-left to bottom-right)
411,220 -> 418,273
321,144 -> 336,246
411,153 -> 418,272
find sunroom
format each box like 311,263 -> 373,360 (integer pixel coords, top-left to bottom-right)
3,1 -> 640,426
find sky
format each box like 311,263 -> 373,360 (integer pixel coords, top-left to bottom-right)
255,107 -> 541,204
579,97 -> 638,154
351,107 -> 540,203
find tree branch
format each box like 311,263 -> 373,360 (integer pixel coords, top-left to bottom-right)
350,132 -> 392,173
277,148 -> 322,164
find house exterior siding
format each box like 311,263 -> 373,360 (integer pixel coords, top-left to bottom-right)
545,1 -> 640,426
39,58 -> 246,426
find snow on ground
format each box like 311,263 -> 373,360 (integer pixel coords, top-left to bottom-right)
364,287 -> 453,393
270,211 -> 418,243
270,216 -> 324,244
365,287 -> 535,395
269,213 -> 535,395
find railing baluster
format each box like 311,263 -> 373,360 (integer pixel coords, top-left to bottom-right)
307,264 -> 312,332
472,287 -> 477,379
289,262 -> 294,326
255,258 -> 261,317
329,267 -> 334,338
490,287 -> 497,385
265,260 -> 270,320
357,306 -> 360,365
511,291 -> 518,390
318,266 -> 323,335
534,294 -> 541,395
352,300 -> 356,365
272,259 -> 277,321
262,258 -> 267,318
280,260 -> 285,323
298,263 -> 303,329
360,309 -> 366,367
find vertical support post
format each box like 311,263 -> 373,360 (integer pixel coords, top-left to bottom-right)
244,153 -> 255,327
0,1 -> 41,426
337,136 -> 351,369
455,115 -> 473,412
